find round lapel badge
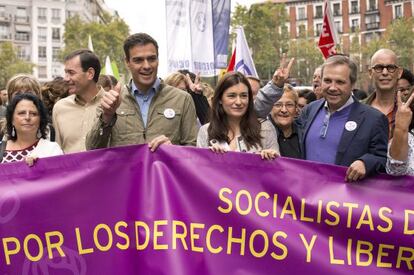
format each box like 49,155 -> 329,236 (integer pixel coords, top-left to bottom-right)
163,108 -> 175,119
345,121 -> 357,131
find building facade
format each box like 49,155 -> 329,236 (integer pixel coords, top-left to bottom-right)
279,0 -> 413,53
0,0 -> 114,82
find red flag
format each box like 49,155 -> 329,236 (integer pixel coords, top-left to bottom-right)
318,0 -> 339,59
226,47 -> 236,72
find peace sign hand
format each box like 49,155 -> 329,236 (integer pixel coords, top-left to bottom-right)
272,53 -> 295,88
186,72 -> 203,94
395,90 -> 414,131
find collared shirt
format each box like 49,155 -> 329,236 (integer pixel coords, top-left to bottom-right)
131,79 -> 161,127
362,91 -> 397,139
52,87 -> 105,153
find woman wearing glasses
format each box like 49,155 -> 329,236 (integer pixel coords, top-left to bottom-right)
197,72 -> 279,160
1,93 -> 63,165
386,91 -> 414,176
269,85 -> 301,159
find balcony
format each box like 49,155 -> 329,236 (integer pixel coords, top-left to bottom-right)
15,32 -> 30,41
297,15 -> 307,21
366,22 -> 380,30
14,15 -> 30,24
365,7 -> 379,15
0,12 -> 11,22
351,26 -> 359,32
314,12 -> 323,19
0,33 -> 11,40
349,7 -> 359,14
333,10 -> 342,17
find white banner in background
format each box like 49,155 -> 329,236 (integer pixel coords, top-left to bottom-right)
166,0 -> 216,77
166,0 -> 192,74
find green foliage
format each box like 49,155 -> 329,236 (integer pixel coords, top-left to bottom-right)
288,29 -> 324,84
62,15 -> 130,77
231,1 -> 289,80
362,17 -> 414,69
0,42 -> 34,88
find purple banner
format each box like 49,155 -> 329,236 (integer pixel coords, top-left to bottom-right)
0,145 -> 413,274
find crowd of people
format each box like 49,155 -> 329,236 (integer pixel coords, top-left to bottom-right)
1,32 -> 413,181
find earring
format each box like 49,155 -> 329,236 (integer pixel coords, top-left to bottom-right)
11,126 -> 16,138
36,129 -> 42,139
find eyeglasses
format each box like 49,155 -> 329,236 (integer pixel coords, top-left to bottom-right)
371,64 -> 399,73
273,102 -> 296,110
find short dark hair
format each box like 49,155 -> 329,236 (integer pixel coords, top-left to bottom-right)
400,68 -> 414,85
64,49 -> 101,83
123,33 -> 159,60
6,93 -> 48,141
321,54 -> 358,85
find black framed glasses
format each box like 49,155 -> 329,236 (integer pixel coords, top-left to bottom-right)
371,64 -> 399,73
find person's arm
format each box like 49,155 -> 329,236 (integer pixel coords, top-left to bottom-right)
386,91 -> 414,175
254,54 -> 294,118
86,84 -> 122,150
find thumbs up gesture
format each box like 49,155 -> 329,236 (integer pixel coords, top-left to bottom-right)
101,82 -> 122,124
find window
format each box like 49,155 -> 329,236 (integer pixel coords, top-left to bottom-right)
0,5 -> 6,18
38,66 -> 47,78
38,7 -> 47,20
0,23 -> 10,39
17,46 -> 29,60
368,0 -> 376,11
51,9 -> 60,21
335,21 -> 342,33
394,4 -> 402,19
52,27 -> 60,41
297,7 -> 306,20
16,7 -> 27,17
333,3 -> 341,16
38,46 -> 47,59
15,32 -> 29,41
315,23 -> 323,36
38,27 -> 47,42
351,19 -> 359,32
315,5 -> 323,18
16,7 -> 28,23
52,47 -> 60,61
350,1 -> 358,13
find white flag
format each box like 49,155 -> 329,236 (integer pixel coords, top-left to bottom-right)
235,26 -> 258,78
104,56 -> 114,76
165,0 -> 216,76
88,35 -> 94,52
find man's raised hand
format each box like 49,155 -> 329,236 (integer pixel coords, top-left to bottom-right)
101,82 -> 122,124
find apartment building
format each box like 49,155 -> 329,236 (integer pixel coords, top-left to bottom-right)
0,0 -> 114,82
275,0 -> 413,53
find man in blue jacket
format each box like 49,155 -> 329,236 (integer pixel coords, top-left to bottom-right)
297,55 -> 388,182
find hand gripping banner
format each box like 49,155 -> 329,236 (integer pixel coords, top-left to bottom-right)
0,145 -> 413,274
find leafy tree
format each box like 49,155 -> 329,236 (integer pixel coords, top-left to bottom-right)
231,2 -> 289,80
288,29 -> 324,85
62,14 -> 130,78
0,42 -> 34,88
362,17 -> 414,70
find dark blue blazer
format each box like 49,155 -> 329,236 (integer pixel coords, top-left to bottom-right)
296,98 -> 389,175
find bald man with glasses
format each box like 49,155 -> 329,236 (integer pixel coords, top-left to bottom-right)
364,49 -> 403,139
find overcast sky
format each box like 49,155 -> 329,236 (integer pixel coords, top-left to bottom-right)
104,0 -> 263,77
